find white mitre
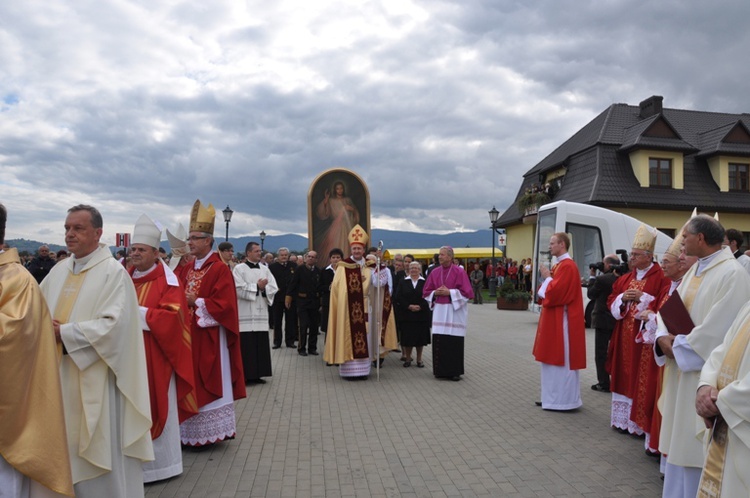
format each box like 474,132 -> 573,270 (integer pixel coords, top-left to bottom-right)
132,214 -> 162,249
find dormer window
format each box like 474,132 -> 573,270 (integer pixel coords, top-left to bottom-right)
649,158 -> 672,187
729,163 -> 750,191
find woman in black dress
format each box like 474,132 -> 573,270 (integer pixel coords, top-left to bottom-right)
394,261 -> 431,367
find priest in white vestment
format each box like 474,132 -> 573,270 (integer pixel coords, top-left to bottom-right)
233,240 -> 278,382
696,300 -> 750,497
40,205 -> 153,498
655,215 -> 750,498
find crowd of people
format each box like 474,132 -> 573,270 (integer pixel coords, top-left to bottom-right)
9,197 -> 750,497
0,202 -> 477,498
533,215 -> 750,498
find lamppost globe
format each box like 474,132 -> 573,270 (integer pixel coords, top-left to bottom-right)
222,205 -> 234,242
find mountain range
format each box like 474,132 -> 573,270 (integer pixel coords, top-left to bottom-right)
9,229 -> 492,255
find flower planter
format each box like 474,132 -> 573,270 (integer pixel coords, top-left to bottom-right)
496,297 -> 530,310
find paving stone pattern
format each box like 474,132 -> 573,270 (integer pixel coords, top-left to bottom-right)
146,304 -> 664,497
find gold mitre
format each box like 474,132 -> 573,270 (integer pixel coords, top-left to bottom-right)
348,224 -> 369,247
664,232 -> 684,258
190,199 -> 215,234
632,224 -> 657,253
132,214 -> 162,249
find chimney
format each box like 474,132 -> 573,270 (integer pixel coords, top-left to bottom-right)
639,95 -> 663,119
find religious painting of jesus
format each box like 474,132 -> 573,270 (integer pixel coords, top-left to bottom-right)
308,168 -> 370,267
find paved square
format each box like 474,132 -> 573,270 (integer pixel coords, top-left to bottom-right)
146,304 -> 663,497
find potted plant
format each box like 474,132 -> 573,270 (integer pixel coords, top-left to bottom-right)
516,191 -> 551,216
496,279 -> 531,310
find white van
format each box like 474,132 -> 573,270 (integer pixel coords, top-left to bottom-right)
532,200 -> 674,319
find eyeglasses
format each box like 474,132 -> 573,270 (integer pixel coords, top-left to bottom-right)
629,251 -> 651,258
187,236 -> 209,242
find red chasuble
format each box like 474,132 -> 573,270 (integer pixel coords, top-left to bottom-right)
606,265 -> 669,402
533,258 -> 586,370
130,263 -> 198,438
179,252 -> 246,407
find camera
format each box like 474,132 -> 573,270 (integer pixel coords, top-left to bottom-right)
611,249 -> 630,275
589,262 -> 605,272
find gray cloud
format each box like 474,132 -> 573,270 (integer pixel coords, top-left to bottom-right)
2,0 -> 750,245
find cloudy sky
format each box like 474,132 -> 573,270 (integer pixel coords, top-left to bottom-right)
3,0 -> 750,245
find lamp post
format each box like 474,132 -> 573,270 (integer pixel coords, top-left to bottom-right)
260,230 -> 266,252
222,205 -> 233,242
488,206 -> 500,297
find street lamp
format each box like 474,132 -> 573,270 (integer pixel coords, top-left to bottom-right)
260,230 -> 266,252
488,206 -> 500,297
222,205 -> 233,242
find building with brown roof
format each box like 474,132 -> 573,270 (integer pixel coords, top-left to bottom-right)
497,95 -> 750,258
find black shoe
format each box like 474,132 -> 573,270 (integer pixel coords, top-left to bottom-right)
451,376 -> 461,381
535,401 -> 542,406
298,350 -> 308,356
272,345 -> 281,350
591,383 -> 610,393
308,351 -> 319,356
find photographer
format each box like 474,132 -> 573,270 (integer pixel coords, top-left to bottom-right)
586,254 -> 620,392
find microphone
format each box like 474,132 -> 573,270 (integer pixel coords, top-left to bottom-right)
377,240 -> 383,252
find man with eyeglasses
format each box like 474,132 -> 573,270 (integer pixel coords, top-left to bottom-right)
607,225 -> 669,442
655,215 -> 750,497
177,200 -> 245,447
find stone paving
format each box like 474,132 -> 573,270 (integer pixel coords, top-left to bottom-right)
146,304 -> 664,497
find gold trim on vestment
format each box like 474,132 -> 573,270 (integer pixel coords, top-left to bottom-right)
698,319 -> 750,497
52,271 -> 88,358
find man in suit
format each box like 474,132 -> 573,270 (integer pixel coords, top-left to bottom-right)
586,254 -> 620,392
286,251 -> 321,356
269,247 -> 297,348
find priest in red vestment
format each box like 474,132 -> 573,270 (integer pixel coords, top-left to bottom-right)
128,214 -> 198,481
533,232 -> 586,411
178,200 -> 246,446
606,225 -> 669,436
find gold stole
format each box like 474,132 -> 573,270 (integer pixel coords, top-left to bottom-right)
682,273 -> 703,313
52,270 -> 88,358
697,319 -> 750,497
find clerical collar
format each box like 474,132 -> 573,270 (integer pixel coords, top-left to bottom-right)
352,257 -> 364,266
635,263 -> 653,280
246,261 -> 260,269
133,263 -> 158,278
193,251 -> 212,270
72,248 -> 97,275
556,253 -> 570,263
696,248 -> 723,276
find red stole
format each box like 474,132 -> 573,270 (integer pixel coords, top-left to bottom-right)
130,264 -> 198,438
532,258 -> 586,369
180,252 -> 246,407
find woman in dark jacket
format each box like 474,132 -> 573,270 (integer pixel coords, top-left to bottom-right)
394,261 -> 431,367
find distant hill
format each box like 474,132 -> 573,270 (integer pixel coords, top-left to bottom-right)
8,229 -> 490,256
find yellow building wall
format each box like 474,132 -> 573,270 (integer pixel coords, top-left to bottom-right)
504,223 -> 536,261
609,208 -> 750,234
708,155 -> 750,192
628,150 -> 685,189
